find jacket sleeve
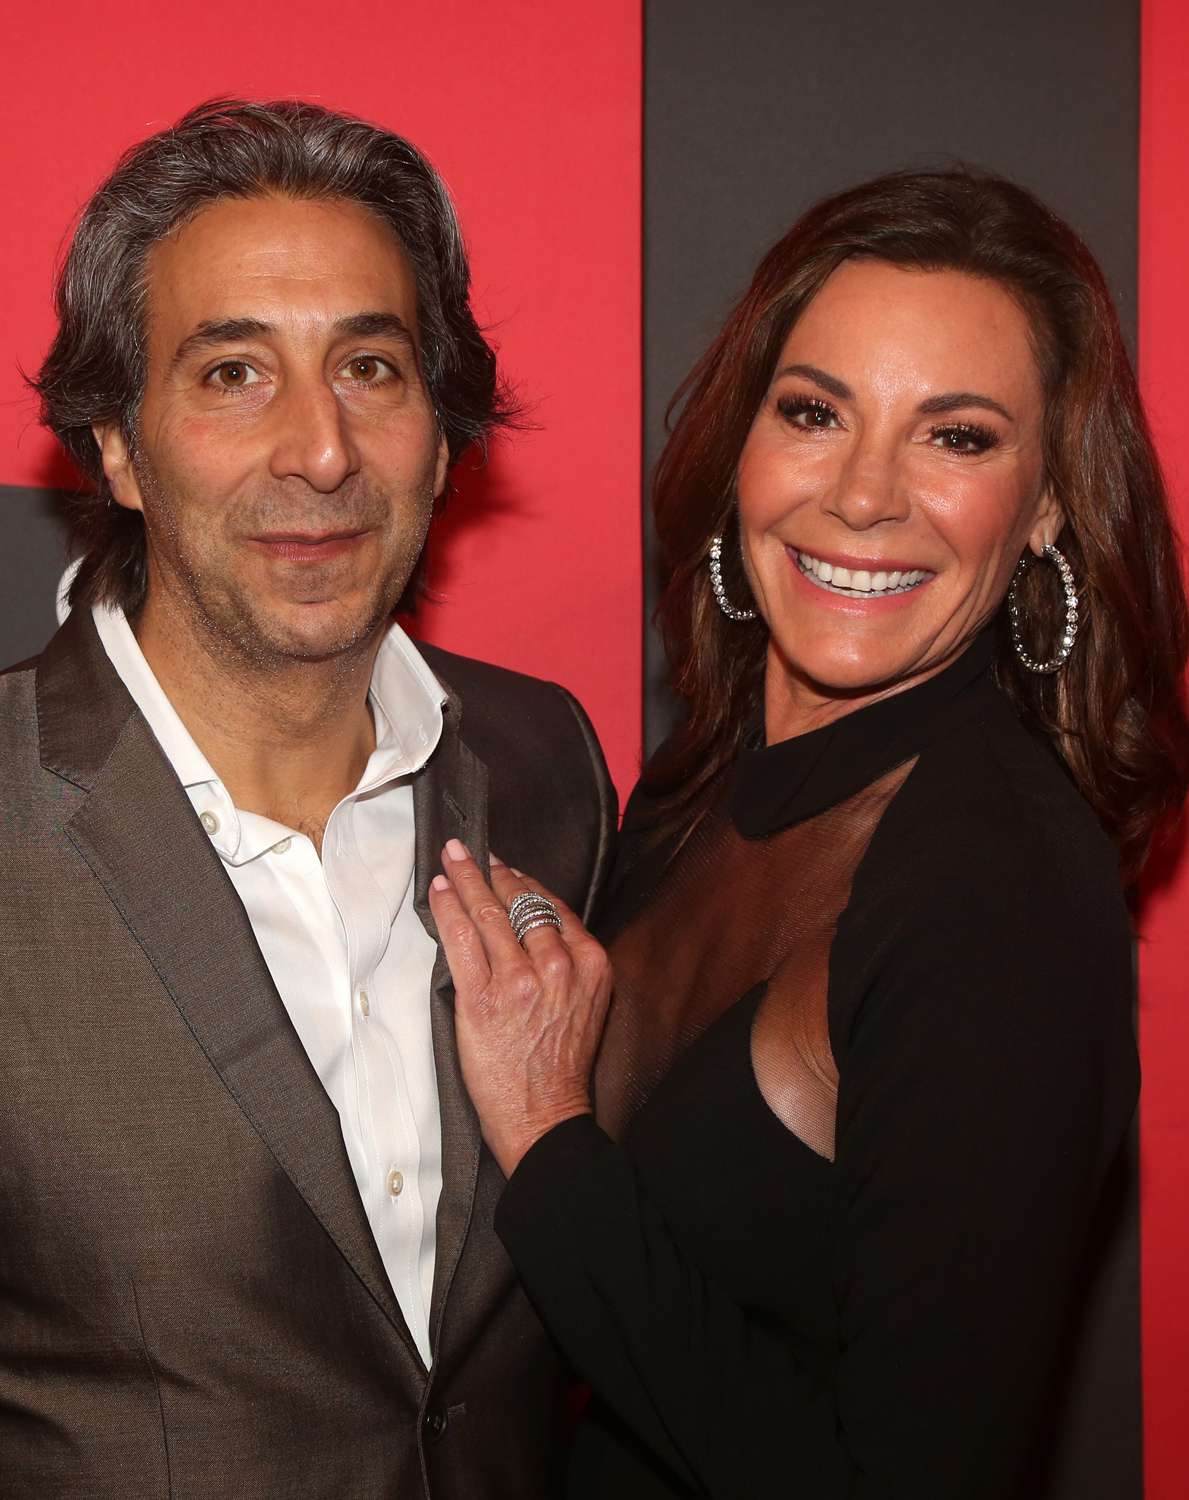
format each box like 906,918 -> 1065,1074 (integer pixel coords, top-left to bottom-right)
552,682 -> 618,925
494,817 -> 1137,1498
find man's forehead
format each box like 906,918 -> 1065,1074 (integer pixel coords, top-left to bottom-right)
145,194 -> 420,341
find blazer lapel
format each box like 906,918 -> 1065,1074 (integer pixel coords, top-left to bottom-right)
37,612 -> 426,1377
412,683 -> 491,1349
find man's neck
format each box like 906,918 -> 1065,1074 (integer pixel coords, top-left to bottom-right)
131,598 -> 381,852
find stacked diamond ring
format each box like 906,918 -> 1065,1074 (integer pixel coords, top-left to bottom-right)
506,890 -> 564,946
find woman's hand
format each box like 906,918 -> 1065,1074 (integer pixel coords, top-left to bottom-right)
429,840 -> 613,1177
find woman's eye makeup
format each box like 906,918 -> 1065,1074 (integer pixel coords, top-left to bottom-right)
928,421 -> 1000,455
776,393 -> 840,429
775,392 -> 1001,457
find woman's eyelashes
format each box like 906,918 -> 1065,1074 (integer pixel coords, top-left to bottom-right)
776,393 -> 840,430
775,392 -> 1001,456
927,421 -> 1000,455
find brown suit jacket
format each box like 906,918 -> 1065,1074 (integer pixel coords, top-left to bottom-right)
0,609 -> 617,1499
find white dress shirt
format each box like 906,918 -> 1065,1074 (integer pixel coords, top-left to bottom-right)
91,601 -> 445,1367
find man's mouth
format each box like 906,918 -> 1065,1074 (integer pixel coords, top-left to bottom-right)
249,530 -> 368,562
794,549 -> 935,598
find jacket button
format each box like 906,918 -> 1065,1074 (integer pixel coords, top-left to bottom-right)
423,1408 -> 448,1442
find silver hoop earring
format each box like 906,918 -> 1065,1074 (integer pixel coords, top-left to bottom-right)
1007,542 -> 1079,674
709,536 -> 757,621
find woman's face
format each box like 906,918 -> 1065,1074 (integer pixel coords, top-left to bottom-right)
736,259 -> 1061,723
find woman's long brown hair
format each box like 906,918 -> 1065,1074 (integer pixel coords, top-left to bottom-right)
646,170 -> 1189,885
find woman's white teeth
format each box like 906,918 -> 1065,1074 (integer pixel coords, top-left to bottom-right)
797,551 -> 929,596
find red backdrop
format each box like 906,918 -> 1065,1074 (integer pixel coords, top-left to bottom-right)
0,0 -> 643,800
1140,2 -> 1189,1493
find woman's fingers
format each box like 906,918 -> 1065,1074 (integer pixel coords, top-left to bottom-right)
427,868 -> 494,994
489,863 -> 579,933
436,840 -> 567,971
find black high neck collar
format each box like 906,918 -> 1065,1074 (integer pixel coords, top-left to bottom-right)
731,632 -> 998,838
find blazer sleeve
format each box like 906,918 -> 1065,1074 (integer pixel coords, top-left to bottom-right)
551,682 -> 619,925
494,814 -> 1137,1499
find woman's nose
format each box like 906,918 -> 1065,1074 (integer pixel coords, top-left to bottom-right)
823,440 -> 911,531
267,376 -> 361,493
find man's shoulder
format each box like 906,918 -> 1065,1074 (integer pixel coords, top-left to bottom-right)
0,653 -> 40,743
417,640 -> 597,757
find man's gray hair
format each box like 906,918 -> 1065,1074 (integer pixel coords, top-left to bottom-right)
34,97 -> 514,613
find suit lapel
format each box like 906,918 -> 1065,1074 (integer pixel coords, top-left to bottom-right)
411,684 -> 491,1347
38,612 -> 426,1377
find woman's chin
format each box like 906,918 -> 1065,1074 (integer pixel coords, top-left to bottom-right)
771,633 -> 944,703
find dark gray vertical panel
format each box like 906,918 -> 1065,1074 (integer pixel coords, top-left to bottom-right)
1,484 -> 67,666
643,6 -> 1140,1498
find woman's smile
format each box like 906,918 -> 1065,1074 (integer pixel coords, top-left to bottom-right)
792,547 -> 936,599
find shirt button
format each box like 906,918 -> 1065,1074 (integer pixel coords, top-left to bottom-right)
274,837 -> 292,854
199,811 -> 220,836
387,1168 -> 404,1198
359,989 -> 370,1017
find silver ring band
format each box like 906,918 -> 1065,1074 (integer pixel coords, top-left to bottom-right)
513,913 -> 564,944
507,891 -> 552,924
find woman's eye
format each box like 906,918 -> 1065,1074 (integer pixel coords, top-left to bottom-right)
340,355 -> 394,383
930,423 -> 999,455
208,361 -> 261,390
777,395 -> 840,430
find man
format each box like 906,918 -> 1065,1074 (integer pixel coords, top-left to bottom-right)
0,99 -> 615,1498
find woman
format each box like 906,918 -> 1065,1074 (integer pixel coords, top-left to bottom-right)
428,171 -> 1189,1497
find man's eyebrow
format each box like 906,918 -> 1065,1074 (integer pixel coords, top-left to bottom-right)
917,391 -> 1014,422
772,363 -> 853,402
169,311 -> 417,370
334,311 -> 417,349
170,318 -> 274,368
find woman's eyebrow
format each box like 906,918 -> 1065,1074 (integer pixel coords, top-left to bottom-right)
772,362 -> 852,401
918,391 -> 1014,421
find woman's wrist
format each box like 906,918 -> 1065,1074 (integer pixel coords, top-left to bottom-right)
486,1100 -> 593,1179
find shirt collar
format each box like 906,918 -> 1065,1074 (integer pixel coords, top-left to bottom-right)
730,629 -> 998,838
90,600 -> 445,863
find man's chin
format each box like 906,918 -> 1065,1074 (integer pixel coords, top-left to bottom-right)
225,596 -> 396,665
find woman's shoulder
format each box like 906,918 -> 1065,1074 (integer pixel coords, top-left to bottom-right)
833,685 -> 1133,1043
885,683 -> 1124,911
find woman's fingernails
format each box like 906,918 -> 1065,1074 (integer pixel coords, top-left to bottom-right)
512,868 -> 525,878
490,852 -> 506,867
430,874 -> 450,892
444,838 -> 470,862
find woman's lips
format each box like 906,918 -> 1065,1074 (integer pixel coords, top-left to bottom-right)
248,531 -> 368,563
788,546 -> 937,608
785,552 -> 935,597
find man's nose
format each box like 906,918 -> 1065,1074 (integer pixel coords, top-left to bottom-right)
823,435 -> 911,531
267,375 -> 361,493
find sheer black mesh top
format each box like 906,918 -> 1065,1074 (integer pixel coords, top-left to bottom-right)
496,634 -> 1139,1500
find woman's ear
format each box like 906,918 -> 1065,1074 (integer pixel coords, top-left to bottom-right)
91,423 -> 145,513
1026,485 -> 1065,557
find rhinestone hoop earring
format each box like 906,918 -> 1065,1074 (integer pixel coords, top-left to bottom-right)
1007,542 -> 1079,674
709,536 -> 757,621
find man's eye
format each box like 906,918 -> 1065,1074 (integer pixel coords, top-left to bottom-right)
208,362 -> 261,390
340,355 -> 394,383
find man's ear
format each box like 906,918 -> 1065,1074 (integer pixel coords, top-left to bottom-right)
1026,485 -> 1065,557
92,423 -> 144,513
432,431 -> 449,500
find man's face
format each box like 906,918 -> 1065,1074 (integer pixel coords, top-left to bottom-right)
98,193 -> 448,665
